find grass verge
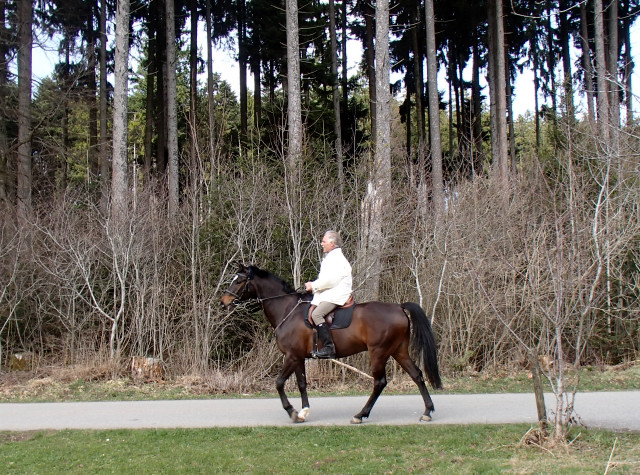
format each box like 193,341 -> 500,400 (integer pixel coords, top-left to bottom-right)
1,425 -> 638,474
1,363 -> 638,403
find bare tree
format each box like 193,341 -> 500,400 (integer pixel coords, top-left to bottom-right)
0,219 -> 22,371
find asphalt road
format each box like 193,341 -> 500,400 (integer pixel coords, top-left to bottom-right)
1,391 -> 638,432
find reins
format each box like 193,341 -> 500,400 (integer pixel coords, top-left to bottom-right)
256,292 -> 299,304
271,296 -> 308,332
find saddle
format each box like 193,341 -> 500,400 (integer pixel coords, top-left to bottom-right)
304,295 -> 356,330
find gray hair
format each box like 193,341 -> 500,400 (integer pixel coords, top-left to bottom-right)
324,230 -> 343,248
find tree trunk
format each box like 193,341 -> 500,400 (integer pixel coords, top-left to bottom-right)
87,4 -> 99,181
527,348 -> 547,429
559,0 -> 574,119
238,0 -> 248,142
404,86 -> 412,171
545,0 -> 557,119
205,0 -> 216,177
189,0 -> 198,175
156,7 -> 167,175
506,56 -> 516,171
606,0 -> 619,129
359,0 -> 391,301
285,0 -> 303,288
425,0 -> 443,215
487,0 -> 508,187
0,0 -> 7,203
99,0 -> 109,200
593,0 -> 610,142
579,1 -> 596,127
329,0 -> 344,196
447,45 -> 455,164
454,53 -> 462,158
61,42 -> 70,193
144,28 -> 156,182
533,45 -> 541,153
362,0 -> 376,141
341,0 -> 348,109
286,0 -> 302,173
17,0 -> 33,225
622,1 -> 633,125
111,0 -> 130,223
252,57 -> 262,127
166,0 -> 179,219
471,34 -> 482,175
412,4 -> 425,158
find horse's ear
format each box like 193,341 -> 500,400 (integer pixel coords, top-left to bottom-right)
233,261 -> 246,272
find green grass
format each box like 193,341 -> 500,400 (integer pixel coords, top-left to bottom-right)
1,425 -> 638,474
438,364 -> 640,394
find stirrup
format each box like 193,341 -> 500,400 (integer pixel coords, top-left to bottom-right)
312,346 -> 335,359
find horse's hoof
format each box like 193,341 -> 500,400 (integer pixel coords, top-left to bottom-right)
420,414 -> 432,422
350,416 -> 363,424
297,407 -> 310,422
290,410 -> 300,423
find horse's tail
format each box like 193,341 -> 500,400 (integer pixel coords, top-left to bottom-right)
401,302 -> 442,389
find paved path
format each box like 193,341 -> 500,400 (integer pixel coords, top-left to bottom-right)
1,392 -> 638,432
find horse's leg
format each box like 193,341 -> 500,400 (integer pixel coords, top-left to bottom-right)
294,364 -> 310,421
276,355 -> 306,423
393,349 -> 436,422
351,354 -> 388,424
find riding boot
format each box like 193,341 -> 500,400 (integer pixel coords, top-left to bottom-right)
312,323 -> 336,359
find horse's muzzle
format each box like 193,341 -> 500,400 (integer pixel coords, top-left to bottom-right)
220,294 -> 237,308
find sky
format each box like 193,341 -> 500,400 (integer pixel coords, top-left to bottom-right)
30,17 -> 640,120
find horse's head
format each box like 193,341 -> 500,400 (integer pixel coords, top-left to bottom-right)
220,263 -> 256,308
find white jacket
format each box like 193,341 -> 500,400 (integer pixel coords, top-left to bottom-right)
310,247 -> 353,306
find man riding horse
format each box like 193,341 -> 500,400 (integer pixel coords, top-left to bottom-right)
304,230 -> 352,359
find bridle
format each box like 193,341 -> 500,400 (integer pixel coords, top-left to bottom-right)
224,270 -> 306,306
224,272 -> 251,306
223,269 -> 310,332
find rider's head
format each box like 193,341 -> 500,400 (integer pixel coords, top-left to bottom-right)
323,230 -> 342,249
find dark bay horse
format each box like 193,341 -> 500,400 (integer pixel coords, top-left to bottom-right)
220,264 -> 442,424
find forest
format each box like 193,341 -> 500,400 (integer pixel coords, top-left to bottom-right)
0,0 -> 639,435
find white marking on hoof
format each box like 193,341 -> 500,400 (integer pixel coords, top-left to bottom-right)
298,407 -> 310,422
350,417 -> 363,424
420,414 -> 432,422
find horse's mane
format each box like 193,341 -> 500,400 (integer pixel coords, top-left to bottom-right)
248,266 -> 297,294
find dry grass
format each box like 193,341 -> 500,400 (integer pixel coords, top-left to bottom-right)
1,360 -> 638,403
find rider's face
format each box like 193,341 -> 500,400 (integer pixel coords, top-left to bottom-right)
321,235 -> 336,254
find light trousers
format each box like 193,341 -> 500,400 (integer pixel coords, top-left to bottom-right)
311,301 -> 338,325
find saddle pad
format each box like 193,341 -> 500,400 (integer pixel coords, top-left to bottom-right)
302,302 -> 356,330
